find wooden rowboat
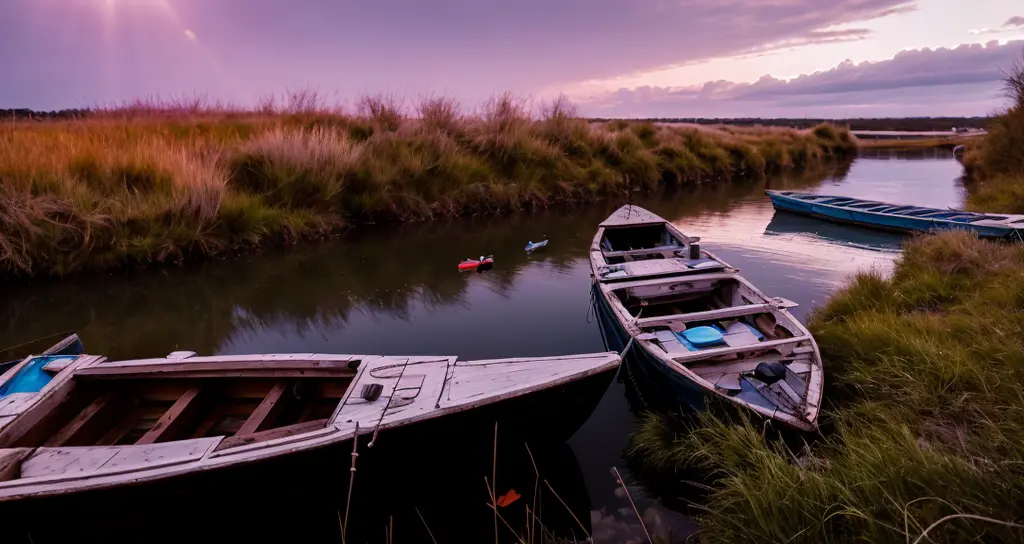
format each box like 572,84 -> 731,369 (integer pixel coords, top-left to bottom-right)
0,349 -> 619,501
590,205 -> 823,432
767,190 -> 1024,239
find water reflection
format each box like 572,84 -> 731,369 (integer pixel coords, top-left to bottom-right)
0,153 -> 967,542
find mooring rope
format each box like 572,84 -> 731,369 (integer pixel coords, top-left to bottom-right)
0,330 -> 75,356
341,421 -> 360,543
585,286 -> 596,324
368,358 -> 410,448
435,358 -> 452,409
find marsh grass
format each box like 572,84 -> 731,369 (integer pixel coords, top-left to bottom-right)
0,94 -> 855,278
965,50 -> 1024,212
630,232 -> 1024,543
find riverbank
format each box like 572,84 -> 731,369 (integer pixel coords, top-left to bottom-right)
0,97 -> 856,279
962,59 -> 1024,212
856,133 -> 981,150
630,232 -> 1024,543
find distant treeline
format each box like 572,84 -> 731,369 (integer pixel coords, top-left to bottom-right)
1,108 -> 92,121
1,108 -> 994,131
588,117 -> 993,131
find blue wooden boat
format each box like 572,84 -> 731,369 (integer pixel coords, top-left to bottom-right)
766,190 -> 1024,239
0,333 -> 83,375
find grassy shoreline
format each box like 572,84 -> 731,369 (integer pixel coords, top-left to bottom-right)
0,96 -> 856,279
630,232 -> 1024,543
856,134 -> 981,150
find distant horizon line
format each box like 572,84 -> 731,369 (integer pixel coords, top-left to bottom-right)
0,107 -> 995,123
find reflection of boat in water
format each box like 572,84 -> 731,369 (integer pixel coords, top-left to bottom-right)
764,209 -> 906,252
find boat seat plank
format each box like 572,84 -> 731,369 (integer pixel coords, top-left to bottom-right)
135,387 -> 207,445
689,353 -> 813,376
235,382 -> 290,436
637,303 -> 774,328
41,358 -> 76,374
672,335 -> 812,364
214,418 -> 329,452
601,245 -> 682,258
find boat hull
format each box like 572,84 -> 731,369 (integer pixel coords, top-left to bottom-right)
0,365 -> 614,540
592,283 -> 709,412
767,191 -> 1020,239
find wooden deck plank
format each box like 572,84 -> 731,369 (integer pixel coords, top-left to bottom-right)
135,387 -> 207,445
235,382 -> 289,436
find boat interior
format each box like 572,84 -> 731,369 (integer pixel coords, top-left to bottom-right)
610,276 -> 816,415
599,225 -> 693,264
782,193 -> 1006,223
0,359 -> 359,459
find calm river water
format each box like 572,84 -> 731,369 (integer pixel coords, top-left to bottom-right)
0,150 -> 965,543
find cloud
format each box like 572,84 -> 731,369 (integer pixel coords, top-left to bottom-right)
578,40 -> 1024,117
0,0 -> 915,108
1006,16 -> 1024,27
183,29 -> 197,41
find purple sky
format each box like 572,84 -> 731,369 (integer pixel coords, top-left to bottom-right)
1,0 -> 1022,116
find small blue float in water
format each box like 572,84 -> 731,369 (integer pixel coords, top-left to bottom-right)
525,239 -> 549,252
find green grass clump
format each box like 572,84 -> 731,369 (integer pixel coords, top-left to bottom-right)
0,94 -> 855,278
630,232 -> 1024,543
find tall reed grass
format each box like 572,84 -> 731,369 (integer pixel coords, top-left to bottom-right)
630,232 -> 1024,543
0,94 -> 856,278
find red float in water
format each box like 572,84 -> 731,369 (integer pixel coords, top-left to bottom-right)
458,255 -> 494,271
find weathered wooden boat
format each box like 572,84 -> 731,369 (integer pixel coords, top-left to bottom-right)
767,190 -> 1024,239
0,349 -> 619,501
591,205 -> 823,432
0,334 -> 83,374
